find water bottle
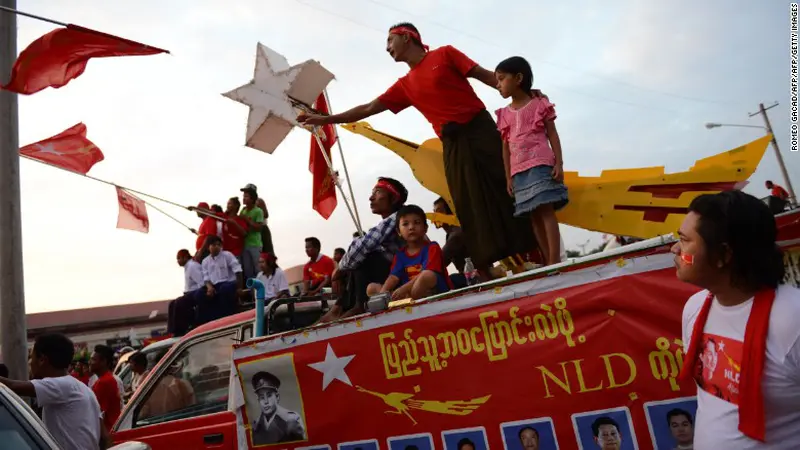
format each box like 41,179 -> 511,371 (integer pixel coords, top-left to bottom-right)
464,257 -> 478,286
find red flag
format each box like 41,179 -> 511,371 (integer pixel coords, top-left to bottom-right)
309,93 -> 338,219
20,123 -> 104,174
2,25 -> 168,95
116,187 -> 150,234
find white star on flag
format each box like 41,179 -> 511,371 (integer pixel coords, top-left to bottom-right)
35,143 -> 63,156
308,344 -> 355,391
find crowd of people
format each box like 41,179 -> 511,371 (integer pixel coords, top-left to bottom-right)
165,181 -> 357,336
0,334 -> 153,449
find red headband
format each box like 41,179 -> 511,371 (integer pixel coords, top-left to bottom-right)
375,180 -> 401,201
390,27 -> 429,51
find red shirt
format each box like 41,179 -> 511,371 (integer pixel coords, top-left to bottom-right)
222,216 -> 247,256
303,255 -> 336,288
195,216 -> 218,251
378,45 -> 486,137
92,371 -> 121,430
71,371 -> 90,385
772,185 -> 789,200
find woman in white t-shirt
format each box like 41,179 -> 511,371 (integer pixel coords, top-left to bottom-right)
0,333 -> 107,450
672,190 -> 800,449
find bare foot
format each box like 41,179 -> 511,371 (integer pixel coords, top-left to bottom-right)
339,304 -> 365,319
316,305 -> 342,324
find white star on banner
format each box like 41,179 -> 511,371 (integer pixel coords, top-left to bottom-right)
35,143 -> 63,156
308,344 -> 355,391
222,42 -> 335,154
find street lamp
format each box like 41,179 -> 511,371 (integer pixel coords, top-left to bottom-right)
704,117 -> 796,207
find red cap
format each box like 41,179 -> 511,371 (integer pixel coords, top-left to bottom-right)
197,202 -> 209,210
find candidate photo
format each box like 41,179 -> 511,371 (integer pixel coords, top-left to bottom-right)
388,433 -> 434,450
442,427 -> 489,450
238,353 -> 307,447
643,398 -> 697,450
572,407 -> 638,450
500,418 -> 559,450
339,439 -> 379,450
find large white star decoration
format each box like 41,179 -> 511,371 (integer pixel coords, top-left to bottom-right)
308,344 -> 355,391
35,143 -> 63,156
223,43 -> 335,154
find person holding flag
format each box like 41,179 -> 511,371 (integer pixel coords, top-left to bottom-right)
298,23 -> 537,280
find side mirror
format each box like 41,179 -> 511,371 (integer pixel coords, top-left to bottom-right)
109,442 -> 151,450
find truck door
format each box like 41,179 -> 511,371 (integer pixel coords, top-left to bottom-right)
113,330 -> 239,450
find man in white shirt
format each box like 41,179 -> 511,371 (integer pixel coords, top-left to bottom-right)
198,235 -> 244,324
167,249 -> 205,336
676,191 -> 800,448
0,333 -> 107,450
255,252 -> 290,300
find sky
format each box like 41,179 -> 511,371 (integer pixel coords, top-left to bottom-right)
9,0 -> 798,313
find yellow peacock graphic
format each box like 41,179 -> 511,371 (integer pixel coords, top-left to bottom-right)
340,122 -> 770,239
355,385 -> 490,426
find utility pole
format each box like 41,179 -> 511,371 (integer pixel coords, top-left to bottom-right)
750,102 -> 797,207
0,0 -> 28,381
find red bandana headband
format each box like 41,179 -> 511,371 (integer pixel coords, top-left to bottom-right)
375,180 -> 400,201
390,26 -> 429,51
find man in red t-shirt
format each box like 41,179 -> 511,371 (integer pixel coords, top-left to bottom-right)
222,197 -> 247,257
89,345 -> 121,431
765,180 -> 790,214
301,237 -> 335,297
191,201 -> 219,260
298,22 -> 537,280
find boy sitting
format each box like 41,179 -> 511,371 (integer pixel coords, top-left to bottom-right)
367,205 -> 452,301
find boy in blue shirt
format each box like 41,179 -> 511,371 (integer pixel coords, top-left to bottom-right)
367,204 -> 452,300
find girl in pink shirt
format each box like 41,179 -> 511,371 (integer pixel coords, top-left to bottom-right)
495,56 -> 568,265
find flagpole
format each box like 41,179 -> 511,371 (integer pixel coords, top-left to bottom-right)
323,89 -> 363,235
0,0 -> 28,381
0,5 -> 67,27
20,155 -> 209,230
21,154 -> 190,210
312,128 -> 362,234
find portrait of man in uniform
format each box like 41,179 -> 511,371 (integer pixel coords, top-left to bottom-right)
250,370 -> 305,445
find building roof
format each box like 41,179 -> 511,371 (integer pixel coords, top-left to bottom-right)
27,299 -> 171,332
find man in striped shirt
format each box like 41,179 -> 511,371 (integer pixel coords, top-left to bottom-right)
319,177 -> 408,322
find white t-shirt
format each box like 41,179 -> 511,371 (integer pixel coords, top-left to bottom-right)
682,284 -> 800,449
31,375 -> 102,450
256,268 -> 289,299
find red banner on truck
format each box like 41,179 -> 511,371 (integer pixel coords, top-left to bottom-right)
231,249 -> 708,450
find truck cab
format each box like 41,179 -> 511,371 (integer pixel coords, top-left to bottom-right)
112,298 -> 331,449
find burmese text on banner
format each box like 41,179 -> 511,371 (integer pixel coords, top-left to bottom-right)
231,250 -> 705,450
20,123 -> 104,174
116,187 -> 150,233
309,93 -> 337,219
2,25 -> 168,95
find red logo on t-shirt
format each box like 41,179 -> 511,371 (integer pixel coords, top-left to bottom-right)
695,332 -> 743,404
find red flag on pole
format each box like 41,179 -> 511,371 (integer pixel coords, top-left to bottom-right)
116,187 -> 150,234
309,93 -> 338,219
1,25 -> 168,95
20,123 -> 104,174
